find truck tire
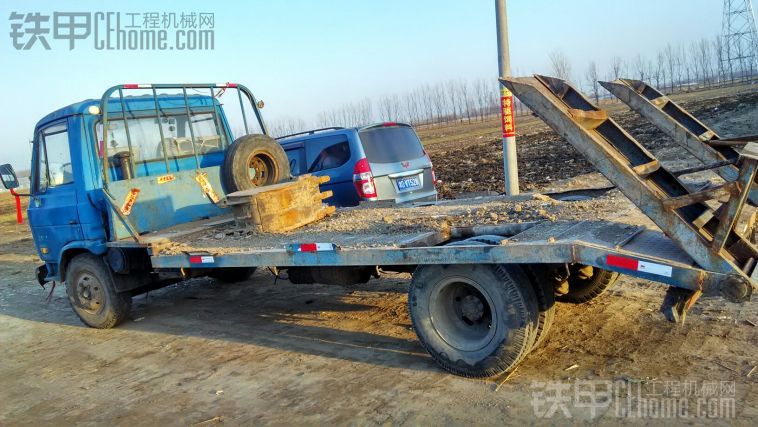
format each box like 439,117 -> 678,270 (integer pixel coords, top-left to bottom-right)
409,261 -> 539,378
222,134 -> 290,193
464,237 -> 553,353
557,265 -> 619,304
65,253 -> 132,329
522,265 -> 556,350
210,267 -> 256,283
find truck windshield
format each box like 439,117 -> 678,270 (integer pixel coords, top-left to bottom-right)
96,111 -> 227,175
358,126 -> 425,164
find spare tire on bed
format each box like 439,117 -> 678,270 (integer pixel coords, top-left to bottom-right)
222,134 -> 291,193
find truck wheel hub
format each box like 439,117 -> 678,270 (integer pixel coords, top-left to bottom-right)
430,279 -> 496,352
248,153 -> 276,186
75,273 -> 104,313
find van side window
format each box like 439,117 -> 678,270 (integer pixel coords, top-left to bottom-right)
285,147 -> 305,175
36,122 -> 73,192
308,141 -> 350,173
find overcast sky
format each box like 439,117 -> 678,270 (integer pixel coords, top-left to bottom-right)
0,0 -> 729,169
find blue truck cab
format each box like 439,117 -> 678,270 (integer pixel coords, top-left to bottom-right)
27,89 -> 238,278
0,83 -> 274,327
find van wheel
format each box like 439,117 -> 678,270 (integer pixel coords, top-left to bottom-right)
409,262 -> 539,378
65,254 -> 132,329
210,267 -> 256,283
557,265 -> 619,304
222,134 -> 290,192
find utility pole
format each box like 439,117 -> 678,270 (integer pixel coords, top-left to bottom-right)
495,0 -> 519,195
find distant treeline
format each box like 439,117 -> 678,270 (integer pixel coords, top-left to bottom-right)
268,36 -> 757,137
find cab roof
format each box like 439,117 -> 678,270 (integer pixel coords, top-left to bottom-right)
35,94 -> 218,130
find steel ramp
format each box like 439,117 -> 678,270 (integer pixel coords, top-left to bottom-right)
599,78 -> 757,205
499,75 -> 756,298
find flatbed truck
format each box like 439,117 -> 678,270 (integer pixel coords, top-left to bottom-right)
1,80 -> 755,378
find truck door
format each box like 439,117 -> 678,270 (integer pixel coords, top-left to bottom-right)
27,119 -> 83,264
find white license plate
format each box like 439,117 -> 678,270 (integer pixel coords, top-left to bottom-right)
395,176 -> 421,193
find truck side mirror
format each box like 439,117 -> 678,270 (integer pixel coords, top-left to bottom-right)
0,163 -> 19,189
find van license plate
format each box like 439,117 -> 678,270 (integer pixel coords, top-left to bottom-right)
396,176 -> 421,193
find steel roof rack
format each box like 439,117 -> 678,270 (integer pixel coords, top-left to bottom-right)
276,127 -> 345,140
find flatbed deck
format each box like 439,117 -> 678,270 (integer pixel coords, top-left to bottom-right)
104,193 -> 740,295
132,193 -> 617,252
142,212 -> 733,296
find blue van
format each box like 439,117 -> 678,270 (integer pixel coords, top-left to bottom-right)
277,123 -> 438,207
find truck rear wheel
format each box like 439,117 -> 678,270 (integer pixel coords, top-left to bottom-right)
222,134 -> 290,192
557,265 -> 619,304
522,265 -> 556,350
65,253 -> 132,329
463,237 -> 547,356
409,263 -> 539,378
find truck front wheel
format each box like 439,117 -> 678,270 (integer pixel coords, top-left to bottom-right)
409,263 -> 539,378
65,253 -> 132,329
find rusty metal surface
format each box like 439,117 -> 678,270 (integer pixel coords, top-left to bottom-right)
499,75 -> 756,287
226,175 -> 335,232
599,78 -> 757,205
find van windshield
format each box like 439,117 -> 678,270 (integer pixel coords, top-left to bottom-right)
358,126 -> 425,164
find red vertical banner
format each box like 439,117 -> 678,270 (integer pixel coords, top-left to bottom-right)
500,87 -> 515,138
10,188 -> 22,224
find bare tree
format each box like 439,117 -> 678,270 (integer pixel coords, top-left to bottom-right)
712,36 -> 726,84
696,38 -> 712,87
378,94 -> 401,121
549,50 -> 572,82
654,51 -> 666,89
456,80 -> 475,123
430,83 -> 446,123
268,117 -> 307,138
446,81 -> 459,122
609,56 -> 624,80
689,41 -> 703,88
664,43 -> 678,92
633,54 -> 651,82
473,78 -> 489,121
403,90 -> 420,124
585,61 -> 600,104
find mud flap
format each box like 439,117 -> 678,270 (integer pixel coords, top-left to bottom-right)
660,288 -> 702,323
35,264 -> 49,287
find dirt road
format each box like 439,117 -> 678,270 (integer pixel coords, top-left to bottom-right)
1,84 -> 757,425
1,222 -> 756,424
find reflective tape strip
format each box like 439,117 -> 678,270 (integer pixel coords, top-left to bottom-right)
195,172 -> 220,203
189,255 -> 215,264
120,188 -> 140,216
637,261 -> 673,277
297,243 -> 335,252
606,255 -> 672,278
123,84 -> 152,89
